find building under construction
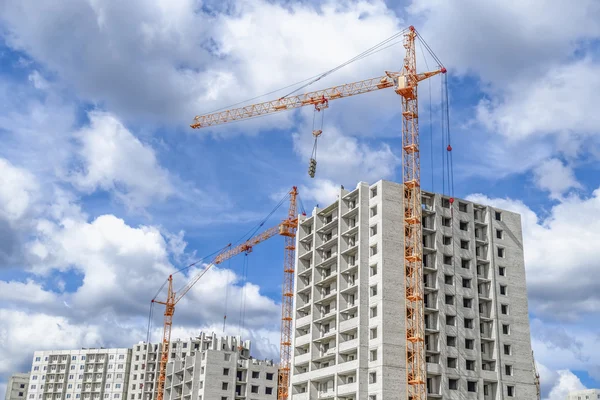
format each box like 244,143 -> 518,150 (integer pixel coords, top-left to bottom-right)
289,180 -> 538,399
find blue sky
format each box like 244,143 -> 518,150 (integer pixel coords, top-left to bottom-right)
1,1 -> 600,399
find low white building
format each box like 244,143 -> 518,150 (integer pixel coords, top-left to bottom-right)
27,349 -> 131,400
129,332 -> 278,400
5,373 -> 30,400
567,389 -> 600,399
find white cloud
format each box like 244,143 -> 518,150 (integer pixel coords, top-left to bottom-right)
533,158 -> 582,199
407,0 -> 600,85
0,0 -> 405,129
292,125 -> 400,185
70,112 -> 174,209
476,58 -> 600,141
545,370 -> 586,400
0,158 -> 38,222
299,179 -> 341,206
466,189 -> 600,320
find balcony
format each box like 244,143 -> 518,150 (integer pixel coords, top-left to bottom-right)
337,381 -> 358,396
317,389 -> 335,399
339,317 -> 358,332
338,338 -> 358,353
295,333 -> 311,347
294,353 -> 311,366
296,314 -> 312,328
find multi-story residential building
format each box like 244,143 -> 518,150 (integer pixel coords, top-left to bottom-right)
27,349 -> 131,400
128,333 -> 277,400
5,373 -> 30,400
567,389 -> 600,399
289,180 -> 538,399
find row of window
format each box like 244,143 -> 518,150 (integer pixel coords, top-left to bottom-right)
29,395 -> 121,399
34,355 -> 126,362
31,374 -> 124,382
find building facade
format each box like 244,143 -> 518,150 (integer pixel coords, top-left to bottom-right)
567,389 -> 600,399
5,373 -> 30,400
290,180 -> 538,399
129,333 -> 277,400
27,349 -> 131,400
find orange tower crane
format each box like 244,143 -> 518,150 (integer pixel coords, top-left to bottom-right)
190,26 -> 445,400
152,187 -> 298,400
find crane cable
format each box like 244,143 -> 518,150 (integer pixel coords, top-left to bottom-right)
146,191 -> 292,341
238,254 -> 250,335
223,250 -> 232,332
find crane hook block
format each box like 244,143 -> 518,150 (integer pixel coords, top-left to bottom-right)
308,158 -> 317,178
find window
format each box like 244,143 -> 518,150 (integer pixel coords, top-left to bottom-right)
370,245 -> 378,256
496,229 -> 503,239
443,236 -> 452,245
223,368 -> 229,376
447,357 -> 457,368
465,339 -> 474,349
464,318 -> 473,329
370,224 -> 377,236
504,344 -> 512,355
443,255 -> 452,265
467,381 -> 477,392
447,336 -> 456,347
251,386 -> 258,393
505,365 -> 513,376
371,187 -> 377,198
497,247 -> 505,257
370,285 -> 378,296
461,259 -> 470,269
460,240 -> 469,250
462,278 -> 471,288
224,353 -> 231,361
495,211 -> 502,221
442,198 -> 450,208
501,304 -> 509,315
444,274 -> 453,285
370,206 -> 377,217
507,385 -> 515,397
370,350 -> 378,361
446,315 -> 456,326
500,285 -> 507,295
222,382 -> 228,390
448,379 -> 458,390
251,371 -> 259,379
370,327 -> 378,339
370,306 -> 377,318
369,372 -> 377,384
459,221 -> 468,231
442,217 -> 451,227
466,360 -> 475,371
35,357 -> 41,361
499,266 -> 506,276
459,202 -> 468,212
502,324 -> 510,335
370,264 -> 378,276
445,294 -> 454,305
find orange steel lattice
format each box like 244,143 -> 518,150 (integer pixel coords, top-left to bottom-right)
189,27 -> 444,400
277,187 -> 298,400
153,187 -> 298,400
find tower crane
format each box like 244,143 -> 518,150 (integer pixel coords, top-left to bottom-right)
190,26 -> 445,400
152,187 -> 298,400
533,351 -> 541,400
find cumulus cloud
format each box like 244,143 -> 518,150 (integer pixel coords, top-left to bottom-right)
0,0 -> 405,130
545,370 -> 586,400
293,125 -> 400,185
533,158 -> 582,199
70,111 -> 174,210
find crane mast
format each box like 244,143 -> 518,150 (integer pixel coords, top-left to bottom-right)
153,187 -> 298,400
190,26 -> 444,400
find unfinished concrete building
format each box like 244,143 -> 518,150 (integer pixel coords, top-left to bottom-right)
5,373 -> 30,400
567,389 -> 600,399
128,332 -> 277,400
289,180 -> 537,399
26,349 -> 131,400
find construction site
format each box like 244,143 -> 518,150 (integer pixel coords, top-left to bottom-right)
8,26 -> 543,400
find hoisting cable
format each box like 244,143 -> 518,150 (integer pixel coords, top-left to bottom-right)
298,195 -> 307,216
418,36 -> 435,193
444,72 -> 455,198
223,246 -> 232,332
308,107 -> 324,178
238,254 -> 250,335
